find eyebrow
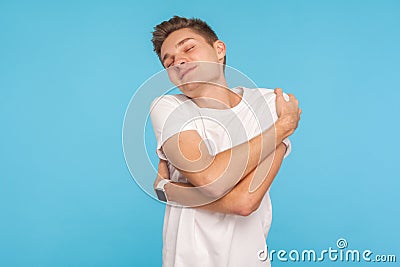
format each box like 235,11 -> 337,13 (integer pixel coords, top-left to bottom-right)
162,38 -> 195,66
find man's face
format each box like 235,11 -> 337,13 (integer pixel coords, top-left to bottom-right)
160,28 -> 226,96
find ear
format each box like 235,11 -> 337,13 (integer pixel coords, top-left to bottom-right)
213,40 -> 226,63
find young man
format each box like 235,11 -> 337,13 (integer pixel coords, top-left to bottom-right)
150,16 -> 301,267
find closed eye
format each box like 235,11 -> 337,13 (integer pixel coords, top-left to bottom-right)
185,45 -> 195,52
165,59 -> 173,68
165,45 -> 195,68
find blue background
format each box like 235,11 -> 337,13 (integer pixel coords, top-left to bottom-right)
1,0 -> 399,266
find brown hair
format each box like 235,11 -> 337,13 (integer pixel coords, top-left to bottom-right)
151,16 -> 226,66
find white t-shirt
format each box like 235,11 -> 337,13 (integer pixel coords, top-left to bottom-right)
150,87 -> 291,267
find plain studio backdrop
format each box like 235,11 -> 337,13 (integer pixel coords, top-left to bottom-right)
0,0 -> 399,266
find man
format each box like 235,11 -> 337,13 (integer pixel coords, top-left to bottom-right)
149,16 -> 301,267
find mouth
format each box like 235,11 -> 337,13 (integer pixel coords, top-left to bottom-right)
179,65 -> 197,80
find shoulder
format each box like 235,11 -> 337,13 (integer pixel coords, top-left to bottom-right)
241,87 -> 276,104
256,88 -> 275,98
242,87 -> 274,96
150,94 -> 189,109
150,94 -> 192,115
242,87 -> 289,101
150,93 -> 198,130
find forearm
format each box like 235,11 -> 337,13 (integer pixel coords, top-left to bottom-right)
165,142 -> 287,213
165,121 -> 288,198
198,142 -> 287,214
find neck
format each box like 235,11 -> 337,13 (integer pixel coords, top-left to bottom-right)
189,78 -> 242,110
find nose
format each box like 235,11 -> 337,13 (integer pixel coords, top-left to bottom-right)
172,58 -> 187,75
174,58 -> 186,67
177,55 -> 187,64
173,51 -> 190,66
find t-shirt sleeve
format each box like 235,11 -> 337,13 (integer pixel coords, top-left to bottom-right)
149,95 -> 198,160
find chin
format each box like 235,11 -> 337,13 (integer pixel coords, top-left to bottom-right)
178,82 -> 202,98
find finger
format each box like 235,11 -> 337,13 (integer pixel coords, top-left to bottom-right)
288,94 -> 297,101
159,159 -> 168,168
158,173 -> 169,180
274,88 -> 283,98
158,161 -> 170,179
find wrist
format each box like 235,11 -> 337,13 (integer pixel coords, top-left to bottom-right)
274,120 -> 286,144
164,182 -> 175,202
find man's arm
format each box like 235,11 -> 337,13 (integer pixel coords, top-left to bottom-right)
155,142 -> 287,215
160,89 -> 300,199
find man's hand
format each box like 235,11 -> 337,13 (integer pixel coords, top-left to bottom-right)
154,159 -> 170,191
274,88 -> 302,140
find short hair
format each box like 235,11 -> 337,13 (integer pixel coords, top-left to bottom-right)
151,16 -> 226,66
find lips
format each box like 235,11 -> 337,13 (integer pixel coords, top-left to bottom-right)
179,65 -> 197,80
